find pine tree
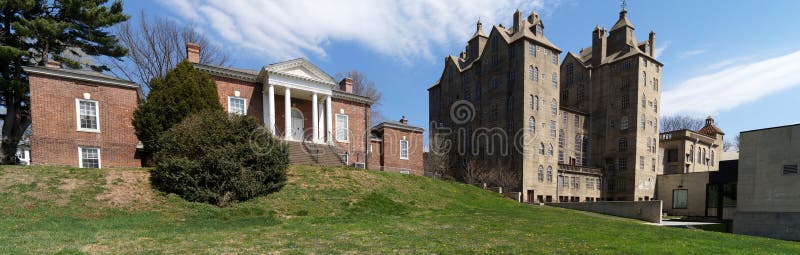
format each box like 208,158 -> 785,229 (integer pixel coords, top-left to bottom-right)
0,0 -> 129,163
133,61 -> 222,155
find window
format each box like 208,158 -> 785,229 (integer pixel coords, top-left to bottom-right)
539,143 -> 545,155
551,52 -> 558,64
640,156 -> 645,170
641,114 -> 646,130
550,99 -> 557,116
529,44 -> 536,57
336,114 -> 349,142
621,94 -> 630,109
619,158 -> 627,172
673,189 -> 688,209
783,164 -> 799,175
533,67 -> 539,82
548,144 -> 554,156
571,177 -> 579,189
558,130 -> 564,163
79,147 -> 100,168
538,166 -> 544,181
642,71 -> 647,87
641,94 -> 646,108
550,121 -> 556,138
710,151 -> 715,166
596,178 -> 601,190
400,139 -> 409,159
339,153 -> 349,164
528,116 -> 535,134
535,25 -> 543,36
546,167 -> 553,182
528,66 -> 534,80
228,97 -> 246,115
575,135 -> 582,154
551,72 -> 558,88
574,115 -> 580,127
534,95 -> 539,111
560,175 -> 568,188
652,158 -> 657,172
76,99 -> 99,132
620,116 -> 629,130
618,138 -> 628,151
586,177 -> 594,189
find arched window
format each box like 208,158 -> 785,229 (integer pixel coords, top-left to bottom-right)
548,144 -> 554,155
711,151 -> 715,166
538,166 -> 544,181
618,137 -> 628,151
642,94 -> 646,108
534,95 -> 539,110
697,148 -> 703,164
539,143 -> 545,155
551,72 -> 558,88
528,116 -> 536,134
546,166 -> 553,182
550,99 -> 557,116
647,139 -> 652,152
652,138 -> 657,153
620,116 -> 629,130
529,95 -> 534,109
641,113 -> 646,130
642,71 -> 647,86
533,67 -> 539,82
528,66 -> 534,80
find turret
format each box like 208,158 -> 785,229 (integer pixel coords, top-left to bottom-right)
607,8 -> 637,54
467,19 -> 488,62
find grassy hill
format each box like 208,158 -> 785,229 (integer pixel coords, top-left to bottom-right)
0,165 -> 798,254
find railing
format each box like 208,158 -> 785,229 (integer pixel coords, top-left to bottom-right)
558,164 -> 602,175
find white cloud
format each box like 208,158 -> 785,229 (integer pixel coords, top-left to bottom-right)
653,40 -> 670,59
678,49 -> 706,59
158,0 -> 560,62
662,50 -> 800,116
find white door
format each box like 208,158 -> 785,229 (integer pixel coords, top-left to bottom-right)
291,108 -> 304,141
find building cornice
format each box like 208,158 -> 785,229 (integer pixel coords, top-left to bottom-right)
373,121 -> 425,133
332,90 -> 374,105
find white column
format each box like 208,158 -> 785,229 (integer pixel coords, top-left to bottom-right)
267,84 -> 276,134
312,93 -> 319,143
284,87 -> 292,140
326,95 -> 333,143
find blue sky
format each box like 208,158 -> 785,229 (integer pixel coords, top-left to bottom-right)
124,0 -> 800,143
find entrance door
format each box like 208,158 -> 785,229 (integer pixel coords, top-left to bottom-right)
291,108 -> 304,141
527,190 -> 535,203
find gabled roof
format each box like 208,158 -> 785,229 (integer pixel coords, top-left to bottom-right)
372,121 -> 424,133
611,10 -> 635,31
23,65 -> 143,99
262,58 -> 337,86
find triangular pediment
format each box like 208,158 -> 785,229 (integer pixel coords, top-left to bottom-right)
262,58 -> 336,85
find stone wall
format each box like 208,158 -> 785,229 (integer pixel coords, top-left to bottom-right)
546,200 -> 662,223
734,211 -> 800,241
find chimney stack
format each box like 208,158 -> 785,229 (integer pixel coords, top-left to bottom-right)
186,42 -> 201,63
648,31 -> 656,58
45,60 -> 61,69
400,116 -> 408,124
339,77 -> 353,93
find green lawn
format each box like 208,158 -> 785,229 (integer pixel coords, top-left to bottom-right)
0,165 -> 797,254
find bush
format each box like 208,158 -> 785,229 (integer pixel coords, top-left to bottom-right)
150,110 -> 288,207
133,61 -> 222,155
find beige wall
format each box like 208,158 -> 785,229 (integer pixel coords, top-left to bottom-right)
547,200 -> 663,223
656,172 -> 709,217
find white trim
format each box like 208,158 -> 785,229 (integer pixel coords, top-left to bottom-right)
78,146 -> 101,169
268,74 -> 333,96
290,107 -> 305,141
75,98 -> 100,133
335,113 -> 349,142
227,96 -> 247,115
400,139 -> 409,160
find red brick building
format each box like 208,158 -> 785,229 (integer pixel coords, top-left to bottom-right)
369,116 -> 425,175
23,44 -> 425,173
25,63 -> 143,168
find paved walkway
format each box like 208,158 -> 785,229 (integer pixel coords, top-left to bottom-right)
649,220 -> 720,227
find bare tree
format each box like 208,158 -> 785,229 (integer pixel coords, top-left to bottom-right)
335,70 -> 384,125
104,10 -> 230,91
723,140 -> 734,152
486,160 -> 522,192
426,133 -> 453,179
660,115 -> 705,133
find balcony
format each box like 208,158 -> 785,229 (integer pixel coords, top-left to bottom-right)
558,164 -> 602,176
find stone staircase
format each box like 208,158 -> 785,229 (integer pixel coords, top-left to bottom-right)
286,141 -> 346,166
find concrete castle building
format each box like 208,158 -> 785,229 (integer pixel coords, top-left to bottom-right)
428,7 -> 662,202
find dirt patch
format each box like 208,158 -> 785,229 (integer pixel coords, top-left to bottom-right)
95,170 -> 154,208
81,243 -> 110,254
58,178 -> 87,191
0,169 -> 36,191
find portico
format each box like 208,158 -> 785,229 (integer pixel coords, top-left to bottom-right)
260,59 -> 336,144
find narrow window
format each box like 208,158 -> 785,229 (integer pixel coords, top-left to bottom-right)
528,116 -> 535,134
539,143 -> 545,155
550,121 -> 556,138
673,189 -> 688,209
528,66 -> 534,81
400,139 -> 409,159
546,167 -> 553,182
550,99 -> 557,116
76,99 -> 99,132
529,95 -> 534,109
228,96 -> 247,115
534,95 -> 539,110
533,67 -> 539,82
551,72 -> 558,88
620,116 -> 629,130
79,147 -> 101,168
548,144 -> 554,156
335,114 -> 349,141
537,166 -> 544,181
618,138 -> 628,151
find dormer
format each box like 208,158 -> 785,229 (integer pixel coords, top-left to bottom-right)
607,9 -> 637,54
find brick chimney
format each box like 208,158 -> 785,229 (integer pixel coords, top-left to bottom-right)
339,77 -> 353,93
186,42 -> 201,63
45,60 -> 61,69
399,116 -> 408,124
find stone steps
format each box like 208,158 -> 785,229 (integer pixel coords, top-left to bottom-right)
286,141 -> 345,167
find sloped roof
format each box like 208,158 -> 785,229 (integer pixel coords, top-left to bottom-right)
611,10 -> 635,31
698,124 -> 725,136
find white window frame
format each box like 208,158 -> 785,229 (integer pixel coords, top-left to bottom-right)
75,99 -> 100,133
227,96 -> 247,115
400,139 -> 409,160
335,114 -> 349,142
78,146 -> 101,169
